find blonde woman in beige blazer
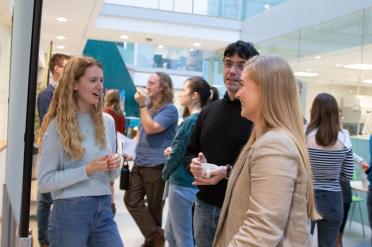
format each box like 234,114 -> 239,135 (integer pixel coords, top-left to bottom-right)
191,55 -> 319,246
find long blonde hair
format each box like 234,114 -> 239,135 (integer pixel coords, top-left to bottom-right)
244,55 -> 318,220
38,56 -> 106,159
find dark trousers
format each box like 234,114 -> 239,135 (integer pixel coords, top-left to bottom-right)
312,190 -> 343,247
37,192 -> 53,244
367,186 -> 372,246
124,165 -> 165,244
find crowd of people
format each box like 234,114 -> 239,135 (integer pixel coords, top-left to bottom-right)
36,41 -> 372,247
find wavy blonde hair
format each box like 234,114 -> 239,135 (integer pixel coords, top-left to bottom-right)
243,55 -> 319,220
38,56 -> 106,159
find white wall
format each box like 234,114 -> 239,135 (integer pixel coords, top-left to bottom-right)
5,0 -> 35,224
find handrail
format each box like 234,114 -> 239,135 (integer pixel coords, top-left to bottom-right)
19,0 -> 43,238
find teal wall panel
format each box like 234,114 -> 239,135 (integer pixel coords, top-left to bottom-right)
83,39 -> 139,117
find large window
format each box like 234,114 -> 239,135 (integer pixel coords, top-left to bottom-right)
256,7 -> 372,137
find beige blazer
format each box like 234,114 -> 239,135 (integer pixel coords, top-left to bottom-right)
213,129 -> 311,247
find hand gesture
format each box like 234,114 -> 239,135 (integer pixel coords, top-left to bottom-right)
192,166 -> 227,186
190,152 -> 207,178
107,153 -> 121,170
86,156 -> 109,176
135,88 -> 147,106
164,147 -> 172,157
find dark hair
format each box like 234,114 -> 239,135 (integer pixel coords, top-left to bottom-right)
223,40 -> 259,60
182,76 -> 219,117
306,93 -> 341,147
49,53 -> 71,74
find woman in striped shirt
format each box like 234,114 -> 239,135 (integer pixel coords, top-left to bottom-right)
306,93 -> 354,247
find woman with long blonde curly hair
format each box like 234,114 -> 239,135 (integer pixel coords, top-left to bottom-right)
38,56 -> 124,247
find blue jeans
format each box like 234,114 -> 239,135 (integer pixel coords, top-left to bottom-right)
37,192 -> 53,244
313,190 -> 343,247
165,184 -> 198,247
48,195 -> 123,247
193,198 -> 221,247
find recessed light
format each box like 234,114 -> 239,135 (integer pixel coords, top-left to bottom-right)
189,48 -> 194,52
56,17 -> 67,22
336,64 -> 342,67
120,35 -> 129,40
56,35 -> 65,40
56,45 -> 65,49
344,64 -> 372,70
294,72 -> 318,77
158,45 -> 163,49
264,4 -> 270,10
363,80 -> 372,84
193,42 -> 201,47
315,56 -> 321,59
349,90 -> 353,93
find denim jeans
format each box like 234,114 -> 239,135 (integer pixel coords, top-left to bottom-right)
165,183 -> 198,247
37,192 -> 53,244
313,190 -> 343,247
193,198 -> 221,247
367,186 -> 372,245
48,195 -> 123,247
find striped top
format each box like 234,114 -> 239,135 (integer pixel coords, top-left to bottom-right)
308,147 -> 354,191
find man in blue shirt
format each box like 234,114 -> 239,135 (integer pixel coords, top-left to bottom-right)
36,53 -> 70,247
124,72 -> 178,247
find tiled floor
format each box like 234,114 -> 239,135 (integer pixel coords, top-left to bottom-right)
29,179 -> 371,247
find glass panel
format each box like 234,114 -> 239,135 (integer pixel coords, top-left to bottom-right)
174,0 -> 192,13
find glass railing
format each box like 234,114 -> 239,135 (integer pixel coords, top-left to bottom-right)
104,0 -> 287,20
117,42 -> 204,72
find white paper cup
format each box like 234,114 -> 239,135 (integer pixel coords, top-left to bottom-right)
201,163 -> 218,179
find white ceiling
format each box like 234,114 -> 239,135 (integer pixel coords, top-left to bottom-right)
40,0 -> 231,56
40,0 -> 372,87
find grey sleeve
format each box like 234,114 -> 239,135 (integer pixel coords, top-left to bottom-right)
38,123 -> 89,193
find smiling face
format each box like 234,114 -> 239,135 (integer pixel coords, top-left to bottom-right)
223,54 -> 247,93
236,69 -> 261,123
73,65 -> 104,113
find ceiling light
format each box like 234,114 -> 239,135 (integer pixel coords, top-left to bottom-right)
120,35 -> 129,40
189,48 -> 194,52
363,80 -> 372,84
56,35 -> 65,40
56,17 -> 67,22
315,56 -> 321,59
264,4 -> 270,10
336,64 -> 342,67
344,64 -> 372,70
193,42 -> 201,47
158,45 -> 163,49
294,72 -> 318,77
56,45 -> 65,49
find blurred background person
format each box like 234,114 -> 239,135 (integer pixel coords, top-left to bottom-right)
162,77 -> 219,247
104,89 -> 126,135
103,89 -> 126,215
38,56 -> 123,247
306,93 -> 354,247
36,53 -> 70,247
124,72 -> 178,247
199,55 -> 317,246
